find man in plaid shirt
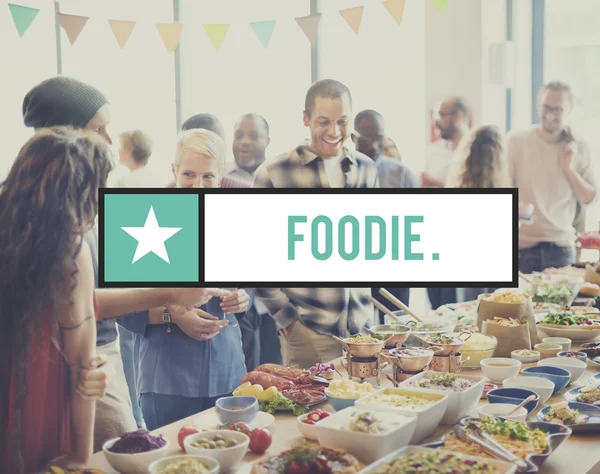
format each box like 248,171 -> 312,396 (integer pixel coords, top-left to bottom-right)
254,79 -> 377,368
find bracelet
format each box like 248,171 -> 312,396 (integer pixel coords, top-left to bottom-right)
162,307 -> 172,334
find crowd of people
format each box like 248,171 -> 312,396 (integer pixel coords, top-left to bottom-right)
0,73 -> 596,473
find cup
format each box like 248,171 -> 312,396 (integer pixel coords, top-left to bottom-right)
534,342 -> 562,360
542,337 -> 571,353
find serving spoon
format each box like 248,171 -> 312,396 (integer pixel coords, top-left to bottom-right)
506,394 -> 537,416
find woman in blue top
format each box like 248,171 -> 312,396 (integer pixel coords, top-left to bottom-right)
118,129 -> 252,429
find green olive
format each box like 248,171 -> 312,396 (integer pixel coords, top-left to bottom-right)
214,434 -> 224,441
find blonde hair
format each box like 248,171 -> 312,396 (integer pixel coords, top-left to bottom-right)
120,130 -> 153,165
174,129 -> 226,170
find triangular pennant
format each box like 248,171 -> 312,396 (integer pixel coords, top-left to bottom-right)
156,21 -> 184,53
8,3 -> 40,38
203,24 -> 230,52
108,19 -> 136,49
431,0 -> 448,13
249,20 -> 276,49
339,6 -> 364,35
58,13 -> 89,45
382,0 -> 406,26
295,14 -> 321,47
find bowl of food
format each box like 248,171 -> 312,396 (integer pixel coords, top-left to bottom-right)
487,387 -> 539,413
503,376 -> 555,404
522,366 -> 571,394
564,383 -> 600,406
542,337 -> 572,352
369,324 -> 411,349
149,455 -> 219,474
480,358 -> 522,383
537,310 -> 600,342
313,407 -> 417,465
460,333 -> 498,369
527,273 -> 583,307
103,430 -> 170,474
324,379 -> 376,411
215,396 -> 258,425
337,334 -> 385,358
384,347 -> 437,373
558,351 -> 587,363
511,349 -> 540,364
478,402 -> 528,421
537,401 -> 600,434
297,409 -> 331,440
534,343 -> 562,360
538,357 -> 587,385
416,332 -> 471,356
184,430 -> 249,472
387,314 -> 455,347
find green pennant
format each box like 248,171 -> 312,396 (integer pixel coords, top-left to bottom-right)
249,20 -> 276,49
431,0 -> 448,13
203,24 -> 231,52
8,3 -> 40,38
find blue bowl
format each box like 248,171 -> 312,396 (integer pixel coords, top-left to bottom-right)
522,366 -> 571,394
557,351 -> 588,364
325,393 -> 356,412
487,388 -> 539,414
215,396 -> 258,425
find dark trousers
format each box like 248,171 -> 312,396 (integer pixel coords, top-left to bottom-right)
371,288 -> 410,325
237,307 -> 282,372
519,242 -> 575,274
427,287 -> 457,310
140,392 -> 231,430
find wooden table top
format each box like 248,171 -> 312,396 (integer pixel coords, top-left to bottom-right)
88,353 -> 600,474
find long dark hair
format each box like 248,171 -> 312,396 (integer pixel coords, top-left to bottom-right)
0,127 -> 112,472
458,125 -> 506,189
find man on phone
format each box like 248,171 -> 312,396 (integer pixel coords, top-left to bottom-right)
508,81 -> 598,273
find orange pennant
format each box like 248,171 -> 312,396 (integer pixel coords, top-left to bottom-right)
156,21 -> 184,53
339,6 -> 364,35
382,0 -> 406,26
295,14 -> 321,47
58,13 -> 89,45
108,19 -> 136,49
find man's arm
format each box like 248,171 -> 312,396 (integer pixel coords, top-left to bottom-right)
253,163 -> 274,188
255,288 -> 299,329
562,141 -> 597,205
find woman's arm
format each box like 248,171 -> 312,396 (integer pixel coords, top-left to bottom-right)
58,242 -> 97,467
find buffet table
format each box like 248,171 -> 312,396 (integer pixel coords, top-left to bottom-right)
88,351 -> 600,474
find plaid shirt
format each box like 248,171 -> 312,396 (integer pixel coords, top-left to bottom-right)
253,145 -> 379,188
255,288 -> 376,338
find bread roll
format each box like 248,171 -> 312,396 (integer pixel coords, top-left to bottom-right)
579,282 -> 600,297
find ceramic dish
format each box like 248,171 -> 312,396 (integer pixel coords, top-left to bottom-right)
359,445 -> 517,474
521,366 -> 571,394
536,324 -> 600,343
103,438 -> 170,474
194,411 -> 275,432
487,388 -> 539,413
557,351 -> 587,363
537,357 -> 587,385
590,373 -> 600,385
148,455 -> 219,474
478,403 -> 528,421
184,430 -> 249,472
503,376 -> 555,404
480,358 -> 522,383
424,417 -> 572,474
537,402 -> 600,434
564,384 -> 600,406
511,350 -> 541,364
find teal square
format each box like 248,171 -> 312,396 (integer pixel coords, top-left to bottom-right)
432,253 -> 440,261
103,193 -> 199,282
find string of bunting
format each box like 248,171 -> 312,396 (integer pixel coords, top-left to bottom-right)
7,0 -> 447,52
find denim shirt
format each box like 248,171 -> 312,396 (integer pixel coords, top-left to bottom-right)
118,293 -> 251,398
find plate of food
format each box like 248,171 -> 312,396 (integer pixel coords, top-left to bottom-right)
424,416 -> 572,473
564,383 -> 600,406
250,440 -> 361,473
526,274 -> 583,308
537,401 -> 600,434
536,311 -> 600,342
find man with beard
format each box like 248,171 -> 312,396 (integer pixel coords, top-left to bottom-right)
254,79 -> 378,368
508,81 -> 598,272
228,113 -> 270,186
422,97 -> 470,188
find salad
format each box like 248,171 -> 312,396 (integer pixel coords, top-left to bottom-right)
544,402 -> 588,425
406,373 -> 474,392
467,417 -> 547,449
528,285 -> 573,307
372,450 -> 498,474
540,311 -> 600,326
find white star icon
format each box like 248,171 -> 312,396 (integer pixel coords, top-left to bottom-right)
121,206 -> 182,264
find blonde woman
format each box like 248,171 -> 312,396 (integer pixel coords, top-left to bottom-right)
172,128 -> 225,188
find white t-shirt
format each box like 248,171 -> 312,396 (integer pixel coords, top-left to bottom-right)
322,156 -> 346,188
425,140 -> 455,183
107,163 -> 151,188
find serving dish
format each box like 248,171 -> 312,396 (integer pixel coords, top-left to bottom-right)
148,455 -> 219,474
359,445 -> 517,474
521,366 -> 571,394
536,324 -> 600,343
564,384 -> 600,406
537,402 -> 600,434
424,417 -> 572,473
369,324 -> 411,349
480,358 -> 521,383
487,388 -> 539,414
194,411 -> 275,432
537,357 -> 586,385
502,376 -> 554,404
184,430 -> 249,472
103,437 -> 170,474
478,403 -> 528,421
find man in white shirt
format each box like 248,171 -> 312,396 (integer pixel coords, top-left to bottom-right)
508,81 -> 598,273
107,130 -> 153,188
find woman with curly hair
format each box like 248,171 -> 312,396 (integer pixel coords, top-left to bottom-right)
0,127 -> 113,473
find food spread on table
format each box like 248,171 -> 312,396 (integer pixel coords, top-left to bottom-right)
189,433 -> 240,449
544,402 -> 588,425
460,333 -> 497,368
528,284 -> 574,307
344,410 -> 410,435
361,389 -> 441,411
107,429 -> 166,453
157,458 -> 210,474
371,450 -> 499,474
326,379 -> 376,399
445,417 -> 547,460
405,373 -> 474,392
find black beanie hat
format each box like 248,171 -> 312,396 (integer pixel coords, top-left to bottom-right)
22,76 -> 109,129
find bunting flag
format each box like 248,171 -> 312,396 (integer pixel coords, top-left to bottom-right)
203,24 -> 230,52
108,19 -> 136,49
339,6 -> 364,35
156,21 -> 184,53
8,3 -> 40,38
431,0 -> 448,13
58,13 -> 89,45
295,14 -> 320,47
382,0 -> 406,26
250,20 -> 276,49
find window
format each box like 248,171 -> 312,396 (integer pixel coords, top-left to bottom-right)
179,0 -> 311,166
58,0 -> 176,185
0,0 -> 57,178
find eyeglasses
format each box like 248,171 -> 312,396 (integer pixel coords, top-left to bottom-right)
540,104 -> 565,116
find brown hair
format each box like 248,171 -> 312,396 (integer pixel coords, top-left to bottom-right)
457,126 -> 508,188
0,127 -> 112,473
120,130 -> 153,165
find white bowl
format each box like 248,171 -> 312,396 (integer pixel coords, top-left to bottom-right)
503,376 -> 555,404
511,350 -> 540,364
538,357 -> 587,384
103,437 -> 169,474
542,337 -> 572,352
480,358 -> 522,383
296,413 -> 324,440
398,371 -> 485,424
478,403 -> 528,421
184,430 -> 249,472
148,454 -> 219,474
313,407 -> 417,465
355,388 -> 448,443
